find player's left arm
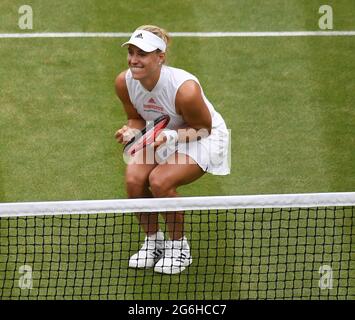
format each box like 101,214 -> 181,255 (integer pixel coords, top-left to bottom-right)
175,80 -> 212,142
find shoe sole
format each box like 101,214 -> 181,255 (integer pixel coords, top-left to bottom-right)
129,263 -> 155,269
129,259 -> 159,268
154,258 -> 192,274
129,256 -> 164,268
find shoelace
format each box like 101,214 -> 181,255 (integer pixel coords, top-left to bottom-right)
141,237 -> 162,251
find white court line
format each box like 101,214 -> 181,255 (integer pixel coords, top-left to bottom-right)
0,31 -> 355,38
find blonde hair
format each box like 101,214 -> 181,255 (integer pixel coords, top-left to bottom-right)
136,25 -> 171,51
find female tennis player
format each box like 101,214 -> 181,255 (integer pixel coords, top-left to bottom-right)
115,25 -> 230,274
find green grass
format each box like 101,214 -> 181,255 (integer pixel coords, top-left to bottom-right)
0,0 -> 354,300
1,0 -> 355,32
0,37 -> 354,200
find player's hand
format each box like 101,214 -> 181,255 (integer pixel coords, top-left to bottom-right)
114,125 -> 136,145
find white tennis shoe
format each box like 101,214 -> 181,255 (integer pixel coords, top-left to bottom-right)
129,231 -> 165,268
154,236 -> 192,274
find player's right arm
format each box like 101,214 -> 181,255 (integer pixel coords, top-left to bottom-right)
114,70 -> 145,144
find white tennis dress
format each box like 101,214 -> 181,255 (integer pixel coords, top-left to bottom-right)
125,65 -> 230,175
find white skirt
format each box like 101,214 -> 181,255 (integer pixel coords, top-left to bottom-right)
155,119 -> 230,176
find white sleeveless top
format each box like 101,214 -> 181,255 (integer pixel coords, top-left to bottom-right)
125,65 -> 230,175
125,65 -> 225,130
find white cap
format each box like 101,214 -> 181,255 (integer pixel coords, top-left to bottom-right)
121,29 -> 167,53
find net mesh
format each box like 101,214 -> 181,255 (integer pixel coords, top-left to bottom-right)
0,194 -> 354,300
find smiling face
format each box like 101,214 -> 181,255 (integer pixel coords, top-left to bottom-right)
127,45 -> 165,84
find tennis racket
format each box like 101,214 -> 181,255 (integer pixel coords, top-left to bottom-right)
123,114 -> 170,156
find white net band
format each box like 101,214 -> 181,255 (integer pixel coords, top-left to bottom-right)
1,192 -> 355,217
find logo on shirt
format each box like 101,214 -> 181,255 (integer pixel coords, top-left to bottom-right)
143,97 -> 164,113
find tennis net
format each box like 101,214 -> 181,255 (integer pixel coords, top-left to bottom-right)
0,192 -> 354,300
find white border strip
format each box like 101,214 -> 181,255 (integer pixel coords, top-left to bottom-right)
0,192 -> 354,217
0,31 -> 354,39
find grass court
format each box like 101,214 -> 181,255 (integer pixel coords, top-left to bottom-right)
0,1 -> 354,300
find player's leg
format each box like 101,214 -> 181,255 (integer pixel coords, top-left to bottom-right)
125,161 -> 159,234
149,153 -> 205,274
149,152 -> 204,239
125,147 -> 159,234
126,150 -> 165,268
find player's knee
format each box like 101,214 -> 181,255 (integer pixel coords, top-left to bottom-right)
149,172 -> 175,197
148,173 -> 163,196
125,170 -> 148,197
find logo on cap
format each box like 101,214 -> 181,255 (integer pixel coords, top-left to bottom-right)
135,33 -> 143,39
